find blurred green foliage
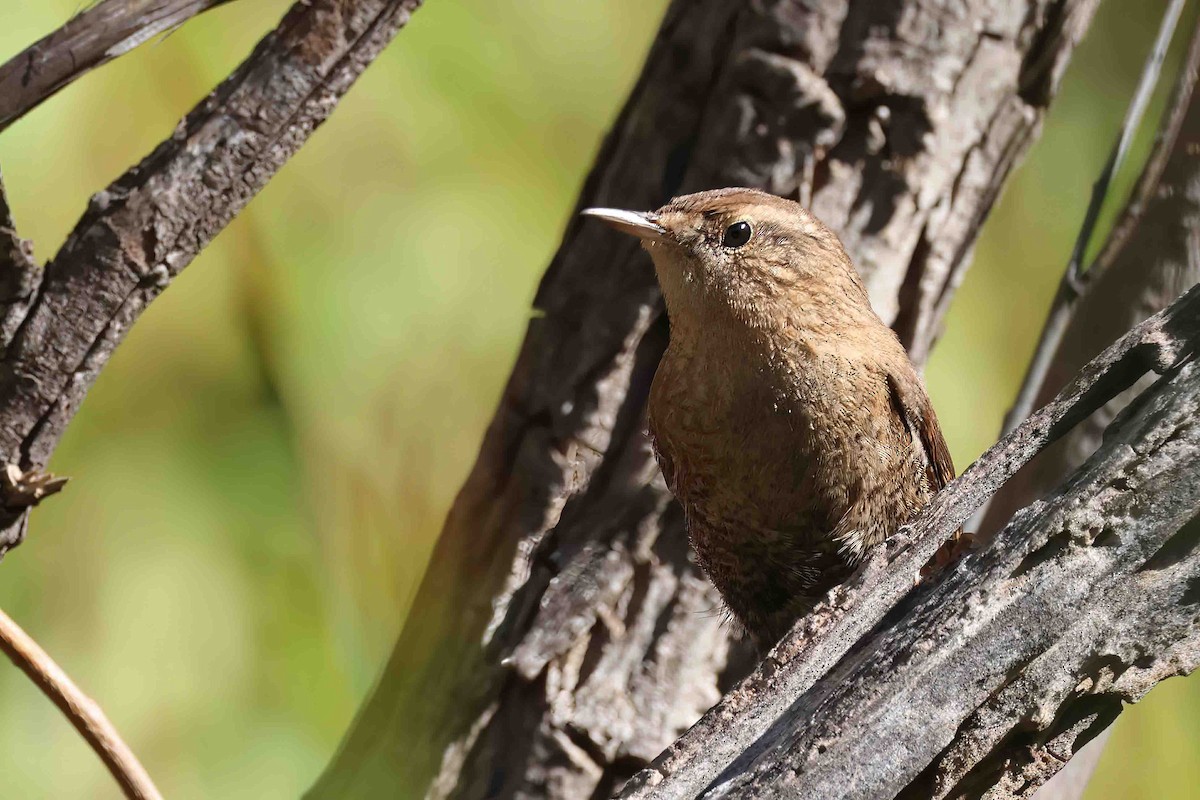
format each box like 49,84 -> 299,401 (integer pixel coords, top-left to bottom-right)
0,0 -> 1195,797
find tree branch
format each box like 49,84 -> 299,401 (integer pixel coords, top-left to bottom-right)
1001,0 -> 1188,437
617,282 -> 1200,799
0,605 -> 163,800
0,0 -> 425,558
0,0 -> 238,133
681,351 -> 1200,798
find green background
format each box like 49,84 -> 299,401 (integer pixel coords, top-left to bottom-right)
0,0 -> 1195,797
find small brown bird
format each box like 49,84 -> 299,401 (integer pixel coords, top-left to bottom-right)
583,188 -> 955,649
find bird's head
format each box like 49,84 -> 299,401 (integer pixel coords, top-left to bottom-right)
583,188 -> 871,337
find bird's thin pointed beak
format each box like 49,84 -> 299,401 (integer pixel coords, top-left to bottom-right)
581,207 -> 666,241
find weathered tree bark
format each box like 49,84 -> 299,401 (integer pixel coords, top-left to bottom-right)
648,309 -> 1200,798
308,2 -> 1102,798
613,285 -> 1200,799
988,14 -> 1200,799
0,0 -> 238,133
0,0 -> 425,557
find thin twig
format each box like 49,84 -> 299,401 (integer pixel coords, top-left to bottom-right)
1001,0 -> 1187,437
0,606 -> 163,800
0,0 -> 237,133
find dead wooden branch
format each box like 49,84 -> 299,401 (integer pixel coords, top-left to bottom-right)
618,283 -> 1200,797
0,0 -> 238,133
0,0 -> 425,558
0,605 -> 163,800
690,356 -> 1200,798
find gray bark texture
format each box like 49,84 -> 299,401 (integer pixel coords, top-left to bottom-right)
0,0 -> 237,133
0,0 -> 425,556
994,18 -> 1200,798
616,286 -> 1200,799
689,327 -> 1200,800
307,1 -> 1107,798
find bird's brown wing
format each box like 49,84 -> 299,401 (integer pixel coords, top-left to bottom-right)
646,414 -> 679,495
886,371 -> 955,491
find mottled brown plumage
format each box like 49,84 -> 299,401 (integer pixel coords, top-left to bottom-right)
583,188 -> 955,650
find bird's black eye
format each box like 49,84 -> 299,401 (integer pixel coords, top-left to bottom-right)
722,221 -> 752,249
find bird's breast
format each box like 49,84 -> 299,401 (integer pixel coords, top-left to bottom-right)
648,342 -> 829,535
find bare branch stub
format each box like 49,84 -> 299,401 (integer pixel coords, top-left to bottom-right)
0,0 -> 426,559
0,463 -> 67,509
0,167 -> 39,349
0,0 -> 238,133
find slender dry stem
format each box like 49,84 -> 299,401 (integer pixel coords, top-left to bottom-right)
0,606 -> 163,800
1002,0 -> 1187,436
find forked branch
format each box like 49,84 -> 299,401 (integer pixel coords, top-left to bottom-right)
0,0 -> 425,558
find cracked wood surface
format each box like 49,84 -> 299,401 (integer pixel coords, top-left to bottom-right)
0,0 -> 238,133
676,301 -> 1200,798
307,1 -> 1101,797
988,15 -> 1200,798
0,0 -> 425,557
616,284 -> 1200,799
0,168 -> 38,350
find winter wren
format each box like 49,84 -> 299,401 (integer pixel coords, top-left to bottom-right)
583,188 -> 955,650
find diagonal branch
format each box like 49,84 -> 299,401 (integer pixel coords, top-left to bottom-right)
0,0 -> 239,133
0,605 -> 163,800
693,355 -> 1200,798
1001,0 -> 1187,436
0,0 -> 425,558
619,283 -> 1200,798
